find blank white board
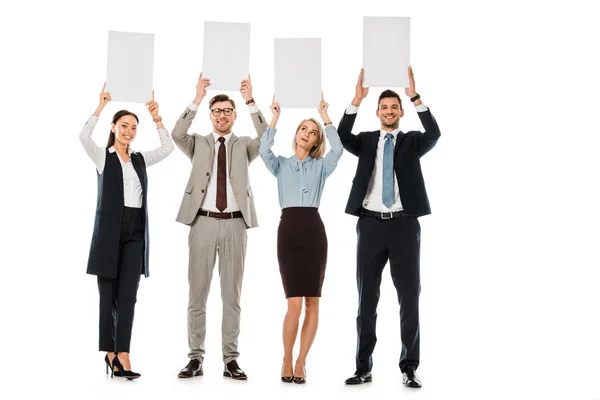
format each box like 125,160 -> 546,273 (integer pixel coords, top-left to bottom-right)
274,38 -> 321,108
106,30 -> 155,103
362,17 -> 410,88
201,21 -> 251,91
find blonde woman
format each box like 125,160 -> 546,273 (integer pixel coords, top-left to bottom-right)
259,94 -> 343,384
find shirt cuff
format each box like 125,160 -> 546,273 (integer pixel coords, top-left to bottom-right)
346,104 -> 359,114
415,103 -> 428,112
248,104 -> 259,113
188,103 -> 199,111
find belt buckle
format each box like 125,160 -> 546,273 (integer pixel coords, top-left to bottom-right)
380,212 -> 392,220
219,212 -> 232,219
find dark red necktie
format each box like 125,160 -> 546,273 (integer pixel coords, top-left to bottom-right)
216,137 -> 227,211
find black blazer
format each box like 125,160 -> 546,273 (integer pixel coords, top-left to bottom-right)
86,150 -> 150,279
337,108 -> 441,217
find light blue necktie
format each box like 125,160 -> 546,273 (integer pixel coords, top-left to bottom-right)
382,133 -> 395,208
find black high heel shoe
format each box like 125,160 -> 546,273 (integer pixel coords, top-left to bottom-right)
281,363 -> 293,383
293,365 -> 306,384
112,354 -> 141,380
104,354 -> 121,378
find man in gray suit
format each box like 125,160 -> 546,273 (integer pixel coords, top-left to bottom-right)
173,73 -> 267,380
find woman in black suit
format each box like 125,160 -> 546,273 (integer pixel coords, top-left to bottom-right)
79,83 -> 174,379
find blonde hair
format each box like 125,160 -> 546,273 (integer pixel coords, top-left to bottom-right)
292,118 -> 326,159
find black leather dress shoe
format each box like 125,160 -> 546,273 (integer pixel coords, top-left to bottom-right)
345,370 -> 372,385
224,360 -> 247,380
178,359 -> 203,378
402,367 -> 422,388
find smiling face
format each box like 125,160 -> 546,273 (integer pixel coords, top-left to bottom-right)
376,94 -> 404,131
112,115 -> 138,146
295,119 -> 320,152
210,100 -> 237,135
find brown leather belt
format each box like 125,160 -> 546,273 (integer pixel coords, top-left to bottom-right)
198,209 -> 243,219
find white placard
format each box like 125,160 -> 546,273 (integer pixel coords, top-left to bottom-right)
106,30 -> 155,103
362,17 -> 410,88
201,21 -> 251,91
274,38 -> 321,108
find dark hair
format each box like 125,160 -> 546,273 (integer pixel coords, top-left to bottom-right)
378,90 -> 402,110
106,110 -> 139,149
208,94 -> 236,110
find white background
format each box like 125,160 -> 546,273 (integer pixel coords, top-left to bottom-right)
1,0 -> 600,399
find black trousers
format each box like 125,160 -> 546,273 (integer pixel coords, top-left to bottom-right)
355,213 -> 421,373
97,207 -> 145,353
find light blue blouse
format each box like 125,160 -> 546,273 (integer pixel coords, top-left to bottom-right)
259,125 -> 343,209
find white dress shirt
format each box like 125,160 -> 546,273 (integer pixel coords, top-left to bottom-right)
346,102 -> 429,213
79,115 -> 174,208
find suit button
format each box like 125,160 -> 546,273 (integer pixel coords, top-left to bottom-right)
201,189 -> 205,193
206,172 -> 209,176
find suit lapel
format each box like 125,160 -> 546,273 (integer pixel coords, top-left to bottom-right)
110,152 -> 124,200
131,154 -> 146,195
206,133 -> 215,166
228,133 -> 238,176
370,131 -> 379,155
394,131 -> 406,156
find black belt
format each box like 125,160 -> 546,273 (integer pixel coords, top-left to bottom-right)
360,208 -> 408,220
198,209 -> 243,219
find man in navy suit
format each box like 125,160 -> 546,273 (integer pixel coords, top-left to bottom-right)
339,67 -> 441,388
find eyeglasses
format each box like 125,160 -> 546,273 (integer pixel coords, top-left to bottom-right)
210,108 -> 234,117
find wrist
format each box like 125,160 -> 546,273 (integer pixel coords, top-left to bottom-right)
152,115 -> 162,123
351,98 -> 362,107
245,97 -> 255,105
193,96 -> 203,105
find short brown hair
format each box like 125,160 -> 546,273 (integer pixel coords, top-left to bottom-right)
209,94 -> 236,110
378,89 -> 402,110
291,118 -> 326,159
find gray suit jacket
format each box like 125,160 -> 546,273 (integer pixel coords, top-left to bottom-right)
172,105 -> 268,228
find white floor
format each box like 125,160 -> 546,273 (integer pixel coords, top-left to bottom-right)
14,350 -> 600,400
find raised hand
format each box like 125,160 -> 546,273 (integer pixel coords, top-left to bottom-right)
240,74 -> 253,102
194,72 -> 211,104
318,92 -> 330,122
405,66 -> 417,98
146,90 -> 159,117
94,82 -> 112,116
270,95 -> 281,116
269,95 -> 280,128
99,82 -> 111,107
352,68 -> 369,106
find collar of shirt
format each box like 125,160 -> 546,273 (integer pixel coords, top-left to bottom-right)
212,131 -> 232,144
108,146 -> 134,154
291,154 -> 313,170
380,128 -> 401,139
291,154 -> 313,163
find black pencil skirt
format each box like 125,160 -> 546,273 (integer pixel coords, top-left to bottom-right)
277,207 -> 328,298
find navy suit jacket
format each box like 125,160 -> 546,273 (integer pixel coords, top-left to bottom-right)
337,107 -> 441,217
